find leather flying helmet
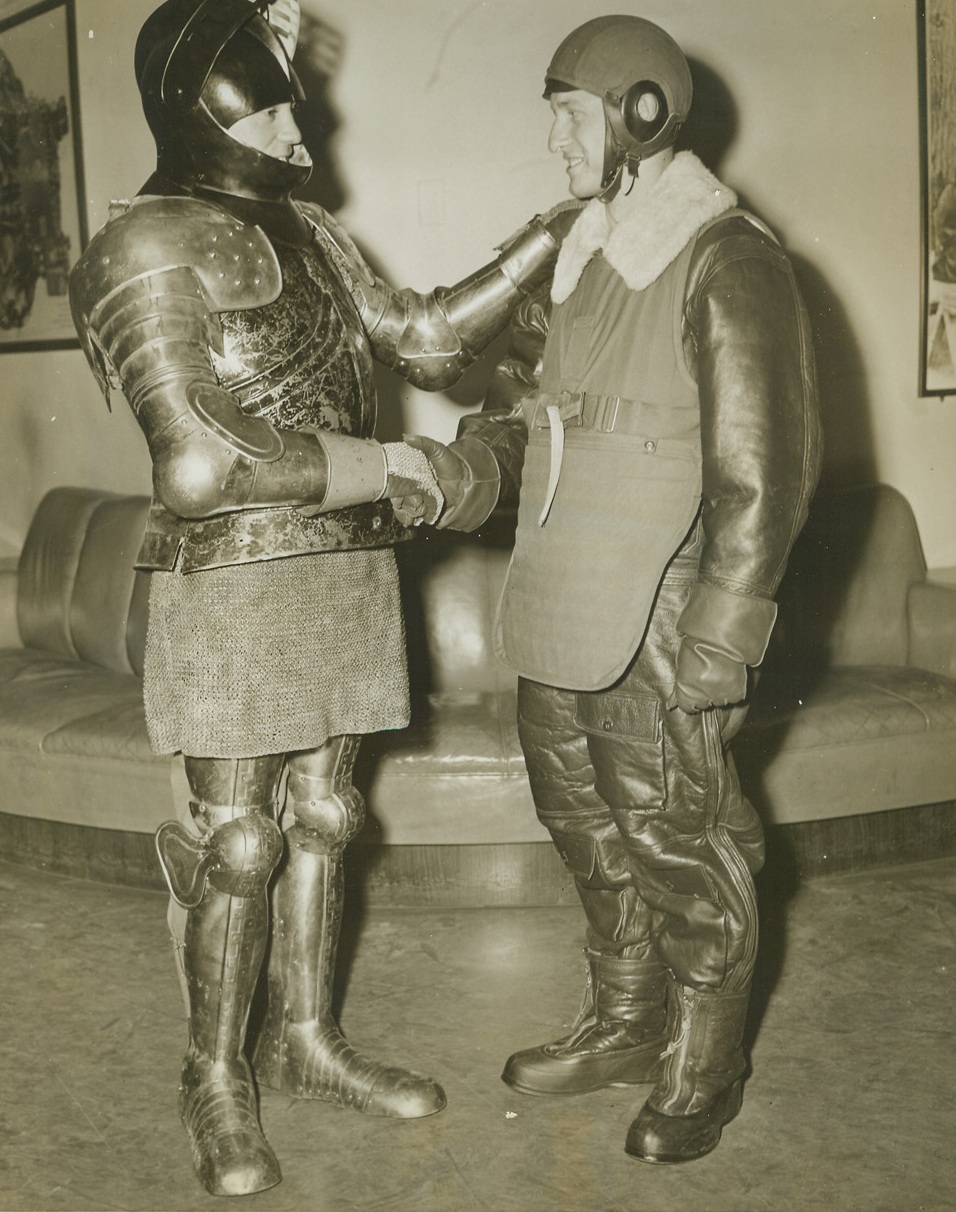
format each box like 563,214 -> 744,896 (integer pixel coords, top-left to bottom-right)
544,15 -> 692,189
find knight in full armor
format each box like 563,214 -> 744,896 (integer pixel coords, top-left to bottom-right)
403,15 -> 822,1166
69,0 -> 579,1196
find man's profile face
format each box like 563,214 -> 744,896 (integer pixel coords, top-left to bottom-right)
548,89 -> 606,199
228,101 -> 312,166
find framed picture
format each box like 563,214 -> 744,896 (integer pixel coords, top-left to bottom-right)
919,0 -> 956,396
0,0 -> 86,352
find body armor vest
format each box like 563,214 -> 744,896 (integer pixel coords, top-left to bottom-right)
212,236 -> 377,437
495,236 -> 703,691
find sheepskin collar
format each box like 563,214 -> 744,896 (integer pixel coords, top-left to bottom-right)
551,152 -> 737,303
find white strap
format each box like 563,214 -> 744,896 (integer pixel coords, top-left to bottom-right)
538,404 -> 565,526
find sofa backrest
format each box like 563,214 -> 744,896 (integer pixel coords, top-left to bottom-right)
399,522 -> 515,696
18,482 -> 926,688
766,483 -> 926,671
18,488 -> 151,676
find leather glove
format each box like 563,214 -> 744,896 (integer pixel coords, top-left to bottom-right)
668,583 -> 778,715
669,640 -> 748,714
382,442 -> 444,527
537,198 -> 586,244
403,434 -> 500,531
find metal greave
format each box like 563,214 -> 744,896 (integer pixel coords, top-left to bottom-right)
254,737 -> 445,1118
172,754 -> 285,1197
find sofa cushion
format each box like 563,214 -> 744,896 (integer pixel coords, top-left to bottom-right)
767,484 -> 926,671
360,690 -> 545,845
0,651 -> 154,760
736,665 -> 956,824
17,489 -> 150,677
0,648 -> 171,834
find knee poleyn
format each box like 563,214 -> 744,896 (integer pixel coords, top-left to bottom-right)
287,783 -> 366,852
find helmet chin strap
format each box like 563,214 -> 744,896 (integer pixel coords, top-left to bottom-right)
596,145 -> 640,205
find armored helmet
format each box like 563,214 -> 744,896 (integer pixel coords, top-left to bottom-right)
545,15 -> 692,189
135,0 -> 310,233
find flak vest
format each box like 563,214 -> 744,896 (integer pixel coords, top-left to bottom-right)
494,230 -> 703,692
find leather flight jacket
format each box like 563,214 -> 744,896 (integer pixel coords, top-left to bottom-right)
457,210 -> 823,689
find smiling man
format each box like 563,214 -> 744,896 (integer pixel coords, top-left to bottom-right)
405,15 -> 822,1166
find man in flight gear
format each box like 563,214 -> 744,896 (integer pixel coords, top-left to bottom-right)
404,15 -> 822,1165
69,0 -> 579,1196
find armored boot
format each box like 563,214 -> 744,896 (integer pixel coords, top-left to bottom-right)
156,756 -> 285,1197
255,737 -> 446,1118
503,945 -> 668,1095
624,978 -> 750,1164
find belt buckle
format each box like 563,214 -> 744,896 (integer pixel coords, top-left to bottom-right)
588,394 -> 620,432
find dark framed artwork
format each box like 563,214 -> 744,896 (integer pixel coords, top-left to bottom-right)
919,0 -> 956,395
0,0 -> 86,351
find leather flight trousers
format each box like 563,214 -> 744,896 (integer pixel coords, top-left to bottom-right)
513,561 -> 764,1161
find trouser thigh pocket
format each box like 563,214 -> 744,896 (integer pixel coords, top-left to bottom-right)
575,690 -> 667,813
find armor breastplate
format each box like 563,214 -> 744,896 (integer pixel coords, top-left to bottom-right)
213,235 -> 378,439
109,207 -> 408,572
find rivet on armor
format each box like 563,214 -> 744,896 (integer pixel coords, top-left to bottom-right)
371,516 -> 382,530
644,440 -> 656,453
602,719 -> 613,731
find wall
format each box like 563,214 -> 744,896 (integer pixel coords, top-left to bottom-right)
3,0 -> 954,571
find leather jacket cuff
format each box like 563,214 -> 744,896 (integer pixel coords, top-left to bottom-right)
439,437 -> 501,531
677,581 -> 778,666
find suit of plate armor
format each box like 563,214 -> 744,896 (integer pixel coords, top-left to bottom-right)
69,0 -> 579,1196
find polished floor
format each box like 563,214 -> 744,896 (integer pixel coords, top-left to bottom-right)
1,854 -> 953,1212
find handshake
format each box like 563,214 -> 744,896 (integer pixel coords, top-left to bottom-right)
385,435 -> 499,532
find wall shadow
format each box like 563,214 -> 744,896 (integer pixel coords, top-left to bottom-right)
681,54 -> 878,1048
679,57 -> 739,171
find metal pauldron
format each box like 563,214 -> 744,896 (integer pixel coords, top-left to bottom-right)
69,196 -> 282,401
89,266 -> 286,464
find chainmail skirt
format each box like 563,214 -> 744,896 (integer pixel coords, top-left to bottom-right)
143,548 -> 409,758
